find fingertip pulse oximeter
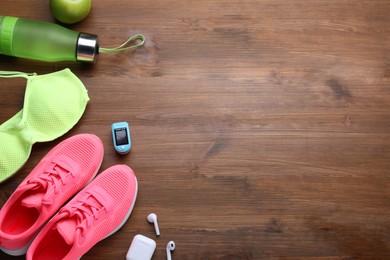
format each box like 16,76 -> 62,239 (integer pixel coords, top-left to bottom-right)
112,122 -> 131,154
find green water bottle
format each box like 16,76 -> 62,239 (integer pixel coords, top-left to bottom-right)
0,16 -> 98,62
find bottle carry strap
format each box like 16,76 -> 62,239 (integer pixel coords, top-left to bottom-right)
99,34 -> 145,54
0,71 -> 36,79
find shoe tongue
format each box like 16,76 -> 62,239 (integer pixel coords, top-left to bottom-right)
56,217 -> 77,245
21,192 -> 45,210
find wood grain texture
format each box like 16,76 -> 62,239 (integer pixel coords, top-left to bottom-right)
0,0 -> 389,259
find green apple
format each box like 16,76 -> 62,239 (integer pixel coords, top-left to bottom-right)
50,0 -> 91,24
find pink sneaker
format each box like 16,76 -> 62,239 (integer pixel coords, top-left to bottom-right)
26,165 -> 138,260
0,134 -> 104,256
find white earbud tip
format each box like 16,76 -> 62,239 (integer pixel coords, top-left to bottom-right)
147,213 -> 157,223
167,241 -> 175,250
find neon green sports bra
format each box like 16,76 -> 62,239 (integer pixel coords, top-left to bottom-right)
0,69 -> 89,183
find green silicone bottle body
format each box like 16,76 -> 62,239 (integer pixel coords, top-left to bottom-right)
0,16 -> 97,62
13,17 -> 79,62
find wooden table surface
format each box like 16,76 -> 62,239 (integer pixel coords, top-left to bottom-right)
1,0 -> 389,259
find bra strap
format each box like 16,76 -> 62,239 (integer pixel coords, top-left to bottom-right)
0,71 -> 37,79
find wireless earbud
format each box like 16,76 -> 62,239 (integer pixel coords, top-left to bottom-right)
147,213 -> 160,236
166,241 -> 175,260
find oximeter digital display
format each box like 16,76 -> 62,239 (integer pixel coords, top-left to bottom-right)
112,122 -> 131,154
